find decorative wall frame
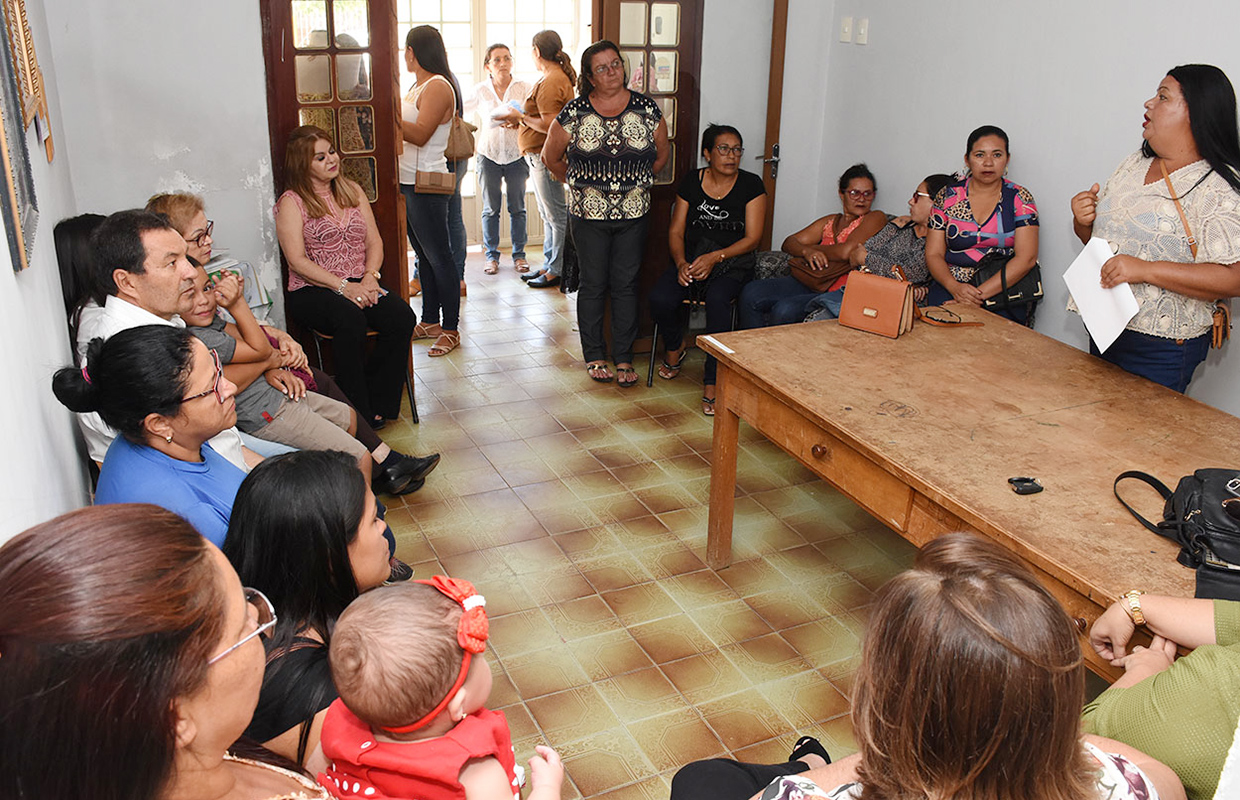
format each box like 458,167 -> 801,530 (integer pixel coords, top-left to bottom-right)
2,0 -> 52,161
0,7 -> 36,272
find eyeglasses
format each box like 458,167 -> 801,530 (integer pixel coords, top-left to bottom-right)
846,189 -> 875,199
714,144 -> 744,156
182,349 -> 225,404
187,220 -> 214,248
208,588 -> 277,665
593,59 -> 623,76
911,191 -> 931,201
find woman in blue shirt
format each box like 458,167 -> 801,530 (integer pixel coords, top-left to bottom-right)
52,324 -> 246,546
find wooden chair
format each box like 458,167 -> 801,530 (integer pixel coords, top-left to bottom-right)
307,328 -> 419,424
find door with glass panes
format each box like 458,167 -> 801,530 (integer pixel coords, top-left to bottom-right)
260,0 -> 407,294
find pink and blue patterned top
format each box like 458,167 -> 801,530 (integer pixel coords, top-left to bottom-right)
929,177 -> 1038,282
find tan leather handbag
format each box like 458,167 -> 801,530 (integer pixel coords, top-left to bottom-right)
838,271 -> 915,338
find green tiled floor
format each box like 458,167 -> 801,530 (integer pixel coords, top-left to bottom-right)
379,251 -> 916,799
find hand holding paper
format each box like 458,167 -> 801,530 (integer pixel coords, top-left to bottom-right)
1063,237 -> 1138,353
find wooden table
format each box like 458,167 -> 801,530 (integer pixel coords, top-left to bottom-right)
698,306 -> 1231,679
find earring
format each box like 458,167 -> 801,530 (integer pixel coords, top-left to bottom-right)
165,434 -> 173,443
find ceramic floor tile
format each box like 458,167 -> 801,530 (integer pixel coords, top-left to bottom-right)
369,253 -> 918,796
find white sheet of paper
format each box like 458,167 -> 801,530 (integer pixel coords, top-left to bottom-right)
1063,237 -> 1138,353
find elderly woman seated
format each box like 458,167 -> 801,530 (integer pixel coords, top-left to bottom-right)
803,173 -> 954,321
0,504 -> 330,799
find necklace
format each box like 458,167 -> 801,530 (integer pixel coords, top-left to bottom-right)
702,169 -> 738,200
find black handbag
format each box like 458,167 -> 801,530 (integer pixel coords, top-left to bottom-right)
970,251 -> 1043,314
1114,469 -> 1240,600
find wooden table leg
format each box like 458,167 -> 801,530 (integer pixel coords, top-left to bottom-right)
707,367 -> 739,569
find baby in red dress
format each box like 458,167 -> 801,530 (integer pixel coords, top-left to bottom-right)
317,576 -> 564,800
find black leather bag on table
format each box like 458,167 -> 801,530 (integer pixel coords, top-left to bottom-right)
970,251 -> 1043,314
1114,469 -> 1240,600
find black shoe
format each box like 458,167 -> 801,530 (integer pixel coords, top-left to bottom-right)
527,274 -> 560,288
788,735 -> 831,765
370,415 -> 388,432
372,453 -> 440,496
384,556 -> 415,584
520,269 -> 546,282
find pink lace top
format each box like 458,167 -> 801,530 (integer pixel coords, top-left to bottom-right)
278,190 -> 369,292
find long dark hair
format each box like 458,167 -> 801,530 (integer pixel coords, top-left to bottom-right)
924,173 -> 955,200
51,325 -> 195,443
532,29 -> 576,86
406,25 -> 463,115
0,504 -> 225,800
852,532 -> 1095,800
222,450 -> 368,764
577,40 -> 623,97
1142,64 -> 1240,195
54,213 -> 107,342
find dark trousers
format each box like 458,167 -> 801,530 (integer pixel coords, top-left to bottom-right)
648,265 -> 747,385
571,215 -> 649,364
1090,328 -> 1210,393
307,365 -> 385,453
738,275 -> 819,329
669,758 -> 808,800
447,158 -> 469,280
401,185 -> 460,331
285,285 -> 416,421
924,281 -> 1030,326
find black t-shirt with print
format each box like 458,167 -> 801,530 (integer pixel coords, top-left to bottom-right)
677,167 -> 766,253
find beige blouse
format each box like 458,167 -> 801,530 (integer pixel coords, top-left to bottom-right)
223,754 -> 330,800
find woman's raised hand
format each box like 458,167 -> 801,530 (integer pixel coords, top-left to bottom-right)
1071,183 -> 1101,228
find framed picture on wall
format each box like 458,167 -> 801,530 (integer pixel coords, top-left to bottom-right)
0,9 -> 36,272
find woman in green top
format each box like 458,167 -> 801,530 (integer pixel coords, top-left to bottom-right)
1085,593 -> 1240,800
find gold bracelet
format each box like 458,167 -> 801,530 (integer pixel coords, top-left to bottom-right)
369,270 -> 381,281
1123,590 -> 1147,626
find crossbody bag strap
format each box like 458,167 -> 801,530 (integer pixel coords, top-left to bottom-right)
1160,158 -> 1199,259
1114,470 -> 1176,538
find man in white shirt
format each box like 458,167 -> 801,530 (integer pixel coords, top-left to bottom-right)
76,209 -> 274,469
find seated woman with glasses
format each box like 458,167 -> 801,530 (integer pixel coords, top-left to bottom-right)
0,504 -> 330,800
738,163 -> 887,329
803,173 -> 956,321
924,125 -> 1040,325
51,325 -> 247,547
649,124 -> 766,416
223,450 -> 394,770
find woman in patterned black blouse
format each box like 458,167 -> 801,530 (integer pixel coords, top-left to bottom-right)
543,40 -> 670,387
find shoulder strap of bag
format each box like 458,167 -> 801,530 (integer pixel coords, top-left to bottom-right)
1160,159 -> 1199,259
1113,470 -> 1175,537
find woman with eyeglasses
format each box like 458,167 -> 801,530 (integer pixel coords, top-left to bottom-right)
924,125 -> 1040,325
738,163 -> 887,329
650,124 -> 766,415
222,450 -> 393,770
52,325 -> 246,547
543,40 -> 670,387
0,504 -> 330,800
803,173 -> 956,321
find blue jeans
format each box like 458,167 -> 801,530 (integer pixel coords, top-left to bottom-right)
739,275 -> 819,328
805,287 -> 846,319
478,154 -> 529,262
526,153 -> 567,277
1090,328 -> 1210,393
401,184 -> 459,331
447,158 -> 469,280
238,431 -> 296,458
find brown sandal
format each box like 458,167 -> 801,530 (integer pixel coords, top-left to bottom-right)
428,330 -> 460,357
413,321 -> 441,340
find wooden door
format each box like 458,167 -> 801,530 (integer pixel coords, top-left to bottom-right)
759,0 -> 788,250
259,0 -> 407,298
594,0 -> 702,350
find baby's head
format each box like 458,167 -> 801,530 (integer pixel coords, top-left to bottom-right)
330,577 -> 491,732
182,265 -> 219,328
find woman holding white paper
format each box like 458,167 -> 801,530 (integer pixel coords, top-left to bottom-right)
1071,63 -> 1240,392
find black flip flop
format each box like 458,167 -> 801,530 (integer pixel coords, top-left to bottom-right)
788,735 -> 831,765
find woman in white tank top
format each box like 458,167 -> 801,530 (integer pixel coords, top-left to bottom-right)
400,25 -> 460,356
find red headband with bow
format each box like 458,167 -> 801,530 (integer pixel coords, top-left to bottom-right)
382,576 -> 488,734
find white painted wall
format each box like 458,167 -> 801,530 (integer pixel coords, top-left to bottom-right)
0,0 -> 91,541
43,0 -> 282,322
748,0 -> 1240,414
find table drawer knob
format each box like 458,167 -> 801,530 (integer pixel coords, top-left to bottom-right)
1073,617 -> 1088,634
811,444 -> 830,460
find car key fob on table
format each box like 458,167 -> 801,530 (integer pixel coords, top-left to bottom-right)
1008,476 -> 1043,495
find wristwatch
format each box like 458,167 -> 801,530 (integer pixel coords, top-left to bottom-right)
1123,590 -> 1147,626
368,270 -> 381,281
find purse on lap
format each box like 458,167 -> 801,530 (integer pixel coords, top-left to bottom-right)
837,270 -> 915,339
970,251 -> 1043,313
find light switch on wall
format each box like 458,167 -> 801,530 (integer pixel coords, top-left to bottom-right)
856,18 -> 869,45
839,16 -> 852,43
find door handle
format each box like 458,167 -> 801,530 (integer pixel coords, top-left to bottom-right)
756,143 -> 780,178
